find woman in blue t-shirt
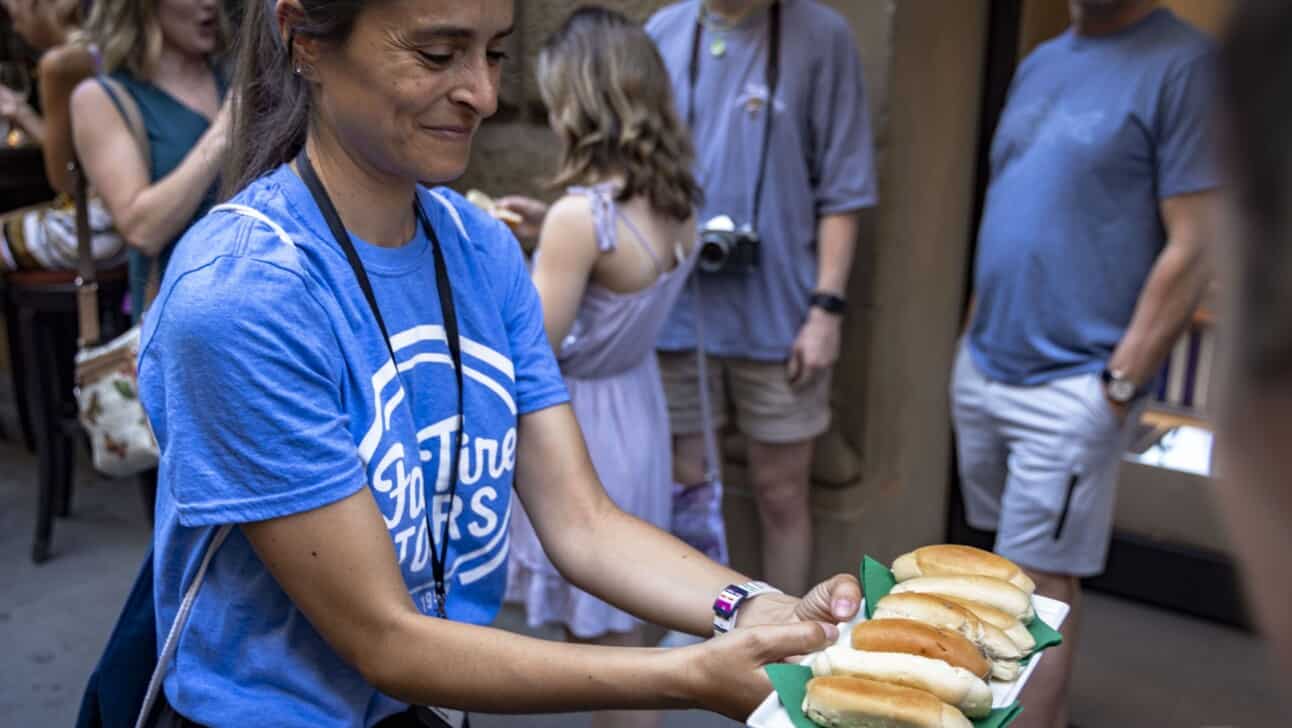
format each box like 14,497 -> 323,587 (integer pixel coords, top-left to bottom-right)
138,2 -> 860,726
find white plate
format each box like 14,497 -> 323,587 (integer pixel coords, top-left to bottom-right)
746,594 -> 1070,727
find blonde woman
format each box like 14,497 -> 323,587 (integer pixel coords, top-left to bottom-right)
70,0 -> 229,319
505,8 -> 703,728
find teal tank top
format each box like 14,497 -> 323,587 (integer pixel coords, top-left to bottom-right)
98,67 -> 227,320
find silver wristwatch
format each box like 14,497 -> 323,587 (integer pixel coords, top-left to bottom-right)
1101,367 -> 1139,404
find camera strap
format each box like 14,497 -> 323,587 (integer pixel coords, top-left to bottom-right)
295,150 -> 464,623
688,1 -> 781,230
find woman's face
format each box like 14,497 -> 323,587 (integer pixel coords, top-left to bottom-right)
157,0 -> 222,58
308,0 -> 513,186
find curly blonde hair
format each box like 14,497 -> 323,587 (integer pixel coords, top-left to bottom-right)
79,0 -> 229,78
538,6 -> 701,222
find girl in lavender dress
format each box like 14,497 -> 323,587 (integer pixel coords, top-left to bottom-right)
506,8 -> 701,728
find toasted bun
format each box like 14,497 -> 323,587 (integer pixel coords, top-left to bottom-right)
850,619 -> 990,679
937,595 -> 1036,653
989,658 -> 1023,682
893,545 -> 1036,593
803,676 -> 973,728
466,189 -> 496,210
890,576 -> 1035,624
465,189 -> 523,229
811,647 -> 992,719
872,592 -> 1024,672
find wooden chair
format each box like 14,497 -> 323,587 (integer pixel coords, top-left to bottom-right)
4,162 -> 128,562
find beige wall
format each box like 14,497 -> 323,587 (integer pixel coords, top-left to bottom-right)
459,1 -> 991,583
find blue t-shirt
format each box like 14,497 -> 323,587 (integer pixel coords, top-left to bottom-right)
969,9 -> 1219,385
138,165 -> 569,727
647,0 -> 878,360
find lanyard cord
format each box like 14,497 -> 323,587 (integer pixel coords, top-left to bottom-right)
296,150 -> 464,620
687,1 -> 781,230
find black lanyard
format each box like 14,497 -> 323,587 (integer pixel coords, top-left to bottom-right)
296,151 -> 464,621
687,1 -> 780,229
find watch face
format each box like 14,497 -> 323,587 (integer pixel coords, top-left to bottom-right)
1110,378 -> 1136,402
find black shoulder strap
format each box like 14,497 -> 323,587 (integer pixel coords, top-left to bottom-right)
295,150 -> 463,620
687,2 -> 781,228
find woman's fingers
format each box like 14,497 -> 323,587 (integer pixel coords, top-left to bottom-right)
686,621 -> 837,719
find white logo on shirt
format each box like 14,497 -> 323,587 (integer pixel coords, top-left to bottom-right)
358,325 -> 518,594
735,82 -> 785,117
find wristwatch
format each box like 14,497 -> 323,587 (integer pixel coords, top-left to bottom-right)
1101,367 -> 1140,404
712,581 -> 783,635
809,291 -> 847,316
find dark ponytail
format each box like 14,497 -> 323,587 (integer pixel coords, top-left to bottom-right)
222,0 -> 367,198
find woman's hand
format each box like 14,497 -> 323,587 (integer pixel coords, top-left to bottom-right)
202,95 -> 233,161
0,84 -> 23,118
0,84 -> 42,142
496,195 -> 549,245
736,573 -> 862,630
673,620 -> 839,720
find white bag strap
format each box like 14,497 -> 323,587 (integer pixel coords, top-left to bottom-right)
134,524 -> 233,728
689,275 -> 721,484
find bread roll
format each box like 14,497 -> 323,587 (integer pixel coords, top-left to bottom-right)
850,619 -> 990,680
811,646 -> 993,719
889,576 -> 1035,624
937,594 -> 1037,653
892,545 -> 1036,593
871,593 -> 1024,680
803,676 -> 973,728
465,189 -> 523,229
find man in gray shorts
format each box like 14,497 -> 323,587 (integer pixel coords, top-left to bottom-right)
645,0 -> 877,597
953,1 -> 1219,725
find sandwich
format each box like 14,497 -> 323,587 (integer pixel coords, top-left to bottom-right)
936,594 -> 1037,654
892,545 -> 1036,593
871,592 -> 1026,680
889,575 -> 1035,624
813,620 -> 993,718
850,619 -> 991,680
465,189 -> 524,230
803,676 -> 973,728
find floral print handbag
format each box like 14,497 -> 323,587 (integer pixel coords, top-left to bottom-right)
71,161 -> 158,478
75,324 -> 159,477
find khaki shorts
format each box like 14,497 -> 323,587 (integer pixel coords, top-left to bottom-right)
658,351 -> 832,444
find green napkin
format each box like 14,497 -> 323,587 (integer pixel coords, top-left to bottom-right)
765,664 -> 815,728
861,555 -> 1062,653
1027,617 -> 1063,655
764,663 -> 1023,728
860,555 -> 895,619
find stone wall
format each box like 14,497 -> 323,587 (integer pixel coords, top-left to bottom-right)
454,0 -> 892,204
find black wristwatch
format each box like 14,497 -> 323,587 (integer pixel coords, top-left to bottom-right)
1100,367 -> 1141,404
809,291 -> 847,316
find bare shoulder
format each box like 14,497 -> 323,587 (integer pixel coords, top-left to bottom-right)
69,76 -> 133,135
69,75 -> 111,116
538,194 -> 599,255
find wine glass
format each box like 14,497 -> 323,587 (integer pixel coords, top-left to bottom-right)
0,62 -> 33,146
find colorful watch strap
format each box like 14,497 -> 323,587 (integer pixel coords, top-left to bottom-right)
713,581 -> 783,635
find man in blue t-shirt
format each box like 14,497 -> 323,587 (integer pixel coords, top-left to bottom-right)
952,2 -> 1219,725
